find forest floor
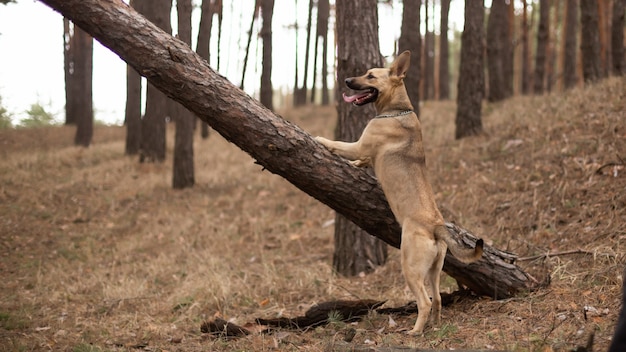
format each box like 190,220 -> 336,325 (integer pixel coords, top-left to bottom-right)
0,76 -> 625,352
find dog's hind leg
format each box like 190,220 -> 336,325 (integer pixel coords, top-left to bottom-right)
427,242 -> 447,327
401,224 -> 439,335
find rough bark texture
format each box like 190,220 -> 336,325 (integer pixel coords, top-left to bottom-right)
580,0 -> 602,83
455,1 -> 484,139
533,0 -> 550,95
172,0 -> 195,189
40,0 -> 537,299
72,26 -> 93,147
562,0 -> 579,90
259,0 -> 274,110
333,0 -> 388,276
195,0 -> 214,139
438,0 -> 450,100
612,0 -> 626,76
487,0 -> 508,102
398,0 -> 421,116
423,0 -> 434,101
140,0 -> 171,162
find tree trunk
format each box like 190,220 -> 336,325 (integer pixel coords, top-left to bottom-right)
63,18 -> 76,126
298,0 -> 315,106
455,1 -> 484,139
612,0 -> 626,76
73,25 -> 93,147
319,0 -> 330,106
486,0 -> 508,102
240,1 -> 258,90
521,0 -> 531,94
40,0 -> 538,299
398,0 -> 421,116
580,0 -> 602,83
563,0 -> 579,89
334,0 -> 388,276
438,0 -> 450,100
124,1 -> 143,155
504,1 -> 514,97
423,0 -> 434,101
259,0 -> 274,110
172,0 -> 195,189
140,0 -> 172,162
533,0 -> 550,95
196,0 -> 215,139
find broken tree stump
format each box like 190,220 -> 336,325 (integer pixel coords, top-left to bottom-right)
40,0 -> 541,300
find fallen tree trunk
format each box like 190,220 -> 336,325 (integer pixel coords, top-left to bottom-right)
40,0 -> 538,298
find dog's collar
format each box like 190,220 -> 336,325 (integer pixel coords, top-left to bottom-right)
374,110 -> 414,119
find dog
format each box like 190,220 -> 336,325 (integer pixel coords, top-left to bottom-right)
315,51 -> 483,335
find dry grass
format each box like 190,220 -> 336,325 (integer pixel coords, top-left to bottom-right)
0,77 -> 624,351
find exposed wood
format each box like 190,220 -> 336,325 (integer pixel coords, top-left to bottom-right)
39,0 -> 538,299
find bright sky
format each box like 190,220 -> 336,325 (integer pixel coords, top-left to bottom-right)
0,0 -> 465,125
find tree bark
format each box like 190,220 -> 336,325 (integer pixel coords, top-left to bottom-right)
172,0 -> 195,189
533,0 -> 550,95
140,0 -> 172,162
195,0 -> 215,139
398,0 -> 421,116
438,0 -> 450,100
521,0 -> 531,95
333,0 -> 388,276
580,0 -> 602,83
318,0 -> 331,105
455,0 -> 484,139
259,0 -> 274,110
39,0 -> 537,299
562,0 -> 579,89
612,0 -> 626,76
423,0 -> 434,101
487,0 -> 508,102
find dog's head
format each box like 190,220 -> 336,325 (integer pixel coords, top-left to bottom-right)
342,51 -> 411,110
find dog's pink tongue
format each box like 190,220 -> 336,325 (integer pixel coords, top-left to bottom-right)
342,92 -> 367,103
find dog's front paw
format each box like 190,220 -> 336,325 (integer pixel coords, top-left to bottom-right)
350,159 -> 370,168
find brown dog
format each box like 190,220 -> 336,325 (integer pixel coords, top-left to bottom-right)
315,51 -> 483,335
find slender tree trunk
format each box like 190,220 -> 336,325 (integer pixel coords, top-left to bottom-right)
612,0 -> 626,75
487,0 -> 508,102
423,0 -> 433,100
398,0 -> 421,116
41,0 -> 539,299
533,0 -> 550,95
504,0 -> 514,97
563,0 -> 579,89
172,0 -> 195,189
298,0 -> 315,106
72,25 -> 93,147
580,0 -> 602,82
63,18 -> 76,125
319,0 -> 330,105
521,0 -> 531,94
125,0 -> 145,154
240,2 -> 258,90
438,0 -> 450,100
334,0 -> 387,276
140,0 -> 172,162
455,0 -> 484,139
259,0 -> 274,110
196,0 -> 215,139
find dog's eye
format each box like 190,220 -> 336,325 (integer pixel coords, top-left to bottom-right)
367,73 -> 375,79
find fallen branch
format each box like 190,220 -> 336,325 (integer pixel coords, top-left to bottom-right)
517,249 -> 601,262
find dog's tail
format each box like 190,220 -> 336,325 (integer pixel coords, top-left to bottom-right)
434,225 -> 483,263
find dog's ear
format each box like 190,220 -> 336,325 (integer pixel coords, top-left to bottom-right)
390,50 -> 411,79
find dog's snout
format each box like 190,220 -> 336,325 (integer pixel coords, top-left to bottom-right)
345,78 -> 353,85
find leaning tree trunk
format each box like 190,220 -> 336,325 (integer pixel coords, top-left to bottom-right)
333,0 -> 388,276
41,0 -> 538,299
